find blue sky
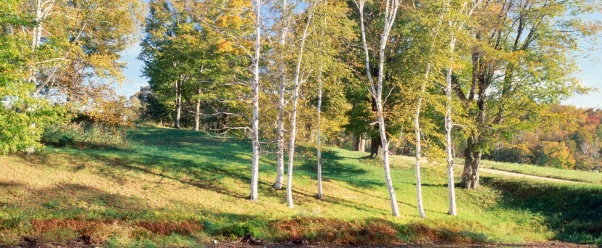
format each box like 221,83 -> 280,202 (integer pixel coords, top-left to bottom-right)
112,44 -> 146,97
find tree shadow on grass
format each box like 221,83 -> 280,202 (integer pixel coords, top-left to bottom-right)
296,148 -> 384,189
482,176 -> 602,244
0,181 -> 147,219
50,127 -> 443,219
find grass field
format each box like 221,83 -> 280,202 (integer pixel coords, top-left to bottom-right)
479,159 -> 602,184
0,126 -> 600,247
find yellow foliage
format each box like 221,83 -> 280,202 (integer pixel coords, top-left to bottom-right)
217,39 -> 234,53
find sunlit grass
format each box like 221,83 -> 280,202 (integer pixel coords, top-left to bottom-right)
478,159 -> 602,184
0,126 -> 599,246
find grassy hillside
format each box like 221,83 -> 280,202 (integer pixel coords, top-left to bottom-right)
479,160 -> 602,184
0,127 -> 600,247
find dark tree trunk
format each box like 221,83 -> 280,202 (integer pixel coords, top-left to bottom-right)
461,93 -> 486,189
369,135 -> 382,159
461,135 -> 481,189
354,136 -> 365,152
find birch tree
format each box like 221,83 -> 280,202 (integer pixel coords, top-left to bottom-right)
409,0 -> 450,219
315,4 -> 325,199
354,0 -> 401,217
442,0 -> 479,215
287,2 -> 315,208
273,0 -> 296,190
249,0 -> 262,202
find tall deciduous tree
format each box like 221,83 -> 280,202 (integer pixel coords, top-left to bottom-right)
249,0 -> 262,202
287,1 -> 315,208
354,0 -> 401,217
443,0 -> 479,215
272,0 -> 296,190
0,0 -> 64,154
456,0 -> 600,189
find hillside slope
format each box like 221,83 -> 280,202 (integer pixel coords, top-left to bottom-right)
0,127 -> 600,247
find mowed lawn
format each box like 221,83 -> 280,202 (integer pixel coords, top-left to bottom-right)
0,127 -> 600,247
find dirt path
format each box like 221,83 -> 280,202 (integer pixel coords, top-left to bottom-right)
480,168 -> 579,183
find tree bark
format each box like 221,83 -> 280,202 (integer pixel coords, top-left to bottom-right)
461,135 -> 481,189
249,0 -> 261,202
355,136 -> 365,152
369,135 -> 381,159
174,79 -> 182,129
413,63 -> 429,219
354,0 -> 401,217
460,46 -> 487,189
194,87 -> 201,131
287,5 -> 314,208
316,51 -> 324,200
273,0 -> 291,190
445,46 -> 457,215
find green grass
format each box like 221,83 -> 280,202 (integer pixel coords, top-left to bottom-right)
0,126 -> 600,246
478,159 -> 602,184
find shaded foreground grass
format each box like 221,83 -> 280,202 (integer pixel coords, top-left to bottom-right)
0,127 -> 600,246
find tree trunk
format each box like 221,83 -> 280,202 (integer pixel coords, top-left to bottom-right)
354,136 -> 365,152
354,0 -> 401,217
249,0 -> 261,202
377,111 -> 400,216
461,135 -> 481,189
174,79 -> 181,129
286,5 -> 314,208
287,84 -> 300,208
445,37 -> 458,216
445,75 -> 457,214
460,42 -> 487,190
316,57 -> 324,200
194,88 -> 201,131
273,0 -> 290,190
413,63 -> 429,219
369,135 -> 381,159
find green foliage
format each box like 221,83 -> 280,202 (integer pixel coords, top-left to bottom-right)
140,0 -> 251,131
214,223 -> 261,238
41,123 -> 127,149
492,144 -> 534,164
0,0 -> 69,154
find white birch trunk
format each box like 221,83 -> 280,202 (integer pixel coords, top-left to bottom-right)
444,0 -> 480,215
249,0 -> 262,202
354,0 -> 401,217
195,87 -> 201,131
287,6 -> 314,209
32,0 -> 54,51
274,0 -> 291,190
316,60 -> 324,199
413,63 -> 429,219
316,0 -> 327,200
446,37 -> 458,216
174,79 -> 181,129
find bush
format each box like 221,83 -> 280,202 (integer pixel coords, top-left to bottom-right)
492,144 -> 534,164
41,123 -> 127,149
